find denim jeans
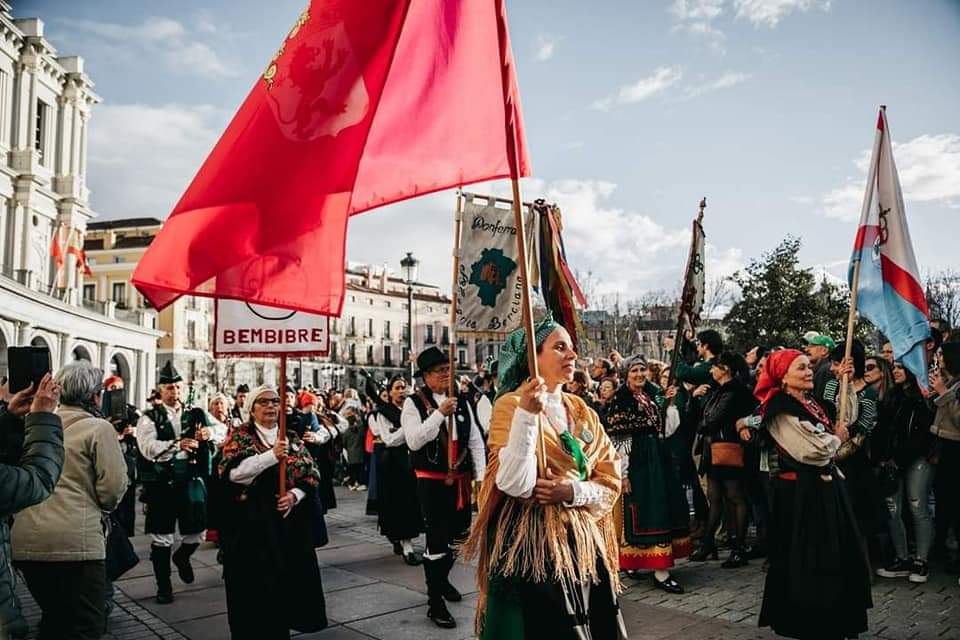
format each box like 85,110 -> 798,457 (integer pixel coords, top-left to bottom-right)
885,458 -> 934,561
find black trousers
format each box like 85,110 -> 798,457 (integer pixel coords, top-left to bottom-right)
416,478 -> 471,556
17,560 -> 106,640
116,482 -> 138,537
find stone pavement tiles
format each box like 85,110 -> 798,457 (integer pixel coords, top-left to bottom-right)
15,486 -> 959,639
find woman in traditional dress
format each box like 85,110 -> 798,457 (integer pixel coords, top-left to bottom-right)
218,385 -> 327,639
372,375 -> 424,565
604,354 -> 691,593
464,315 -> 627,639
755,350 -> 872,639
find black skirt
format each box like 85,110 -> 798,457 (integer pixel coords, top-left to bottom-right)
759,468 -> 872,639
376,444 -> 423,541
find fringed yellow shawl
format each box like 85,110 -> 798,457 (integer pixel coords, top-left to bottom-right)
462,392 -> 622,633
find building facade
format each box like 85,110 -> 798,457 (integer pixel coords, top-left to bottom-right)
0,6 -> 160,404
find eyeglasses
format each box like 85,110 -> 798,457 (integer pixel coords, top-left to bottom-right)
254,398 -> 281,406
865,364 -> 878,372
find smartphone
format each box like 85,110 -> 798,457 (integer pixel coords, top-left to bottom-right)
7,346 -> 51,394
102,388 -> 127,421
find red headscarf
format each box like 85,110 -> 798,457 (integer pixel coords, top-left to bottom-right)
753,349 -> 803,415
297,391 -> 318,409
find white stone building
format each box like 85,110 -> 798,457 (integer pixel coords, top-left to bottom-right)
0,5 -> 161,405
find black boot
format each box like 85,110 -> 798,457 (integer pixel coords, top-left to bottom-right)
423,558 -> 456,629
150,545 -> 174,604
172,542 -> 200,584
439,553 -> 462,602
722,546 -> 748,569
689,541 -> 718,562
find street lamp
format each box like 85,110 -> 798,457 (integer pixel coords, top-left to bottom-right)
400,251 -> 419,381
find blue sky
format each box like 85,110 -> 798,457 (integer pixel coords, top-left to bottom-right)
21,0 -> 960,304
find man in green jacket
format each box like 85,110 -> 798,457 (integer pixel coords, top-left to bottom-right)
0,374 -> 64,640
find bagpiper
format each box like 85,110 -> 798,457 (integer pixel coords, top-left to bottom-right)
403,347 -> 486,629
137,362 -> 216,603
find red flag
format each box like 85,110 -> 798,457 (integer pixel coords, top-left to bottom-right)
66,230 -> 93,277
132,0 -> 530,314
50,225 -> 64,269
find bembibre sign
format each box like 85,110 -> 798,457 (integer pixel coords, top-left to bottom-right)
214,300 -> 330,357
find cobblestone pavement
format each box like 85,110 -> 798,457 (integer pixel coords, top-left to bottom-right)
15,487 -> 959,639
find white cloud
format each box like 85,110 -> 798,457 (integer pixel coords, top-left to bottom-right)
347,178 -> 742,302
593,66 -> 683,110
670,0 -> 725,21
732,0 -> 831,27
87,104 -> 227,218
822,133 -> 960,221
534,34 -> 558,62
59,16 -> 236,78
684,71 -> 752,98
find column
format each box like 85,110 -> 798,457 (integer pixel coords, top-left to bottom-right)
24,60 -> 37,152
16,321 -> 31,345
98,341 -> 110,376
54,96 -> 66,175
134,349 -> 145,407
78,111 -> 88,182
68,99 -> 79,175
59,333 -> 72,367
10,62 -> 23,149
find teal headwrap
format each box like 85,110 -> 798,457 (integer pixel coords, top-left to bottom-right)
496,313 -> 562,399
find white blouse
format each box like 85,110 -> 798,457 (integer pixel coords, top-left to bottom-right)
495,389 -> 611,515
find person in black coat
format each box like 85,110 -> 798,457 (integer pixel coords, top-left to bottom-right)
689,353 -> 757,567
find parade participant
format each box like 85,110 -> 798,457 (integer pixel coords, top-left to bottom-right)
102,375 -> 141,537
463,315 -> 627,639
230,384 -> 249,425
605,354 -> 691,592
930,341 -> 960,571
219,385 -> 327,639
403,346 -> 486,629
755,349 -> 872,639
136,362 -> 215,604
371,375 -> 423,565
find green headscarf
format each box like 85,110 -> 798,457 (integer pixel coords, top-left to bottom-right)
496,313 -> 562,399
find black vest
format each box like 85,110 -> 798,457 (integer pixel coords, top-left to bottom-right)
138,405 -> 211,482
408,389 -> 476,475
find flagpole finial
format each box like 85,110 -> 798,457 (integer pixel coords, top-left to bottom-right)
697,197 -> 707,222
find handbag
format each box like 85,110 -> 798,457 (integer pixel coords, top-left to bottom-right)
710,441 -> 744,468
105,512 -> 139,581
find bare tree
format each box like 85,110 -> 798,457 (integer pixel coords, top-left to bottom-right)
703,276 -> 735,321
926,268 -> 960,329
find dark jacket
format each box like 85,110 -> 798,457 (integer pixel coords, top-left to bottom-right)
698,379 -> 757,443
0,411 -> 65,639
874,385 -> 935,466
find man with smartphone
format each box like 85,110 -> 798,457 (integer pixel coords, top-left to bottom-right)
103,376 -> 142,537
136,362 -> 211,604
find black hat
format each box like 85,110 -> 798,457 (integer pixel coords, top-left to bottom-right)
158,361 -> 182,384
235,384 -> 250,395
415,346 -> 448,378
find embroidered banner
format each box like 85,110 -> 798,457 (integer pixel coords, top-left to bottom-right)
455,192 -> 538,335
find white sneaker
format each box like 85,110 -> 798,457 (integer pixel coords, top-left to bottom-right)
356,484 -> 367,491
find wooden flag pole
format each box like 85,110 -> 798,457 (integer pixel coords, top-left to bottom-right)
447,192 -> 465,473
839,106 -> 884,424
278,353 -> 288,497
510,178 -> 547,473
665,198 -> 706,418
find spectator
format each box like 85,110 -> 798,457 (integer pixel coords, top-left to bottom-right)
101,376 -> 140,537
0,375 -> 64,640
803,332 -> 836,400
875,362 -> 936,583
590,357 -> 615,383
13,362 -> 128,640
931,341 -> 960,569
881,340 -> 895,365
690,352 -> 757,568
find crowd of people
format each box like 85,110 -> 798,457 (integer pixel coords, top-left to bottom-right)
0,317 -> 957,639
